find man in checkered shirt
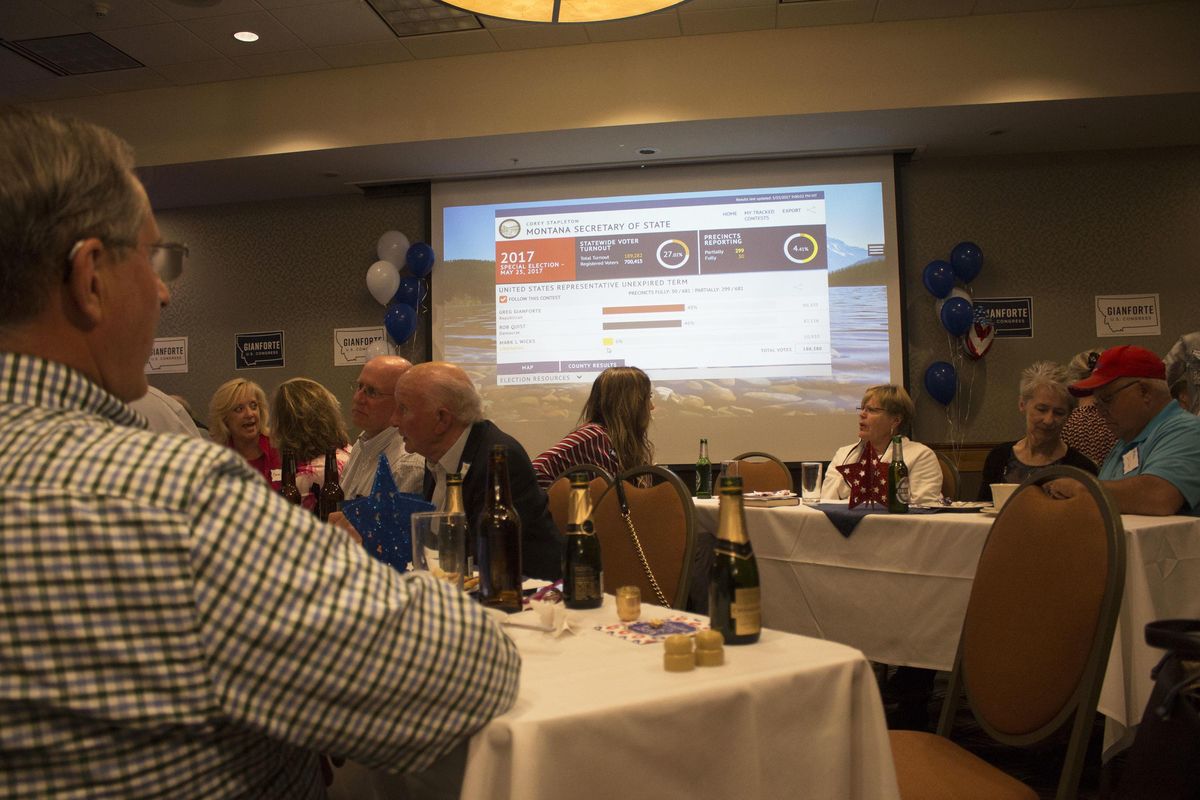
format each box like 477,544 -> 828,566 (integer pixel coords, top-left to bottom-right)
0,108 -> 520,798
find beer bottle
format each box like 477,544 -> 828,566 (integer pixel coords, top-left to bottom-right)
887,435 -> 910,514
280,451 -> 302,506
318,449 -> 344,522
708,476 -> 761,645
695,437 -> 713,499
478,445 -> 523,612
562,472 -> 603,609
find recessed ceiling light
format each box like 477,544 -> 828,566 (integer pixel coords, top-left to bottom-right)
233,31 -> 259,42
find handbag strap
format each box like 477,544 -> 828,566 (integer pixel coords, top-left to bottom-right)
618,508 -> 670,608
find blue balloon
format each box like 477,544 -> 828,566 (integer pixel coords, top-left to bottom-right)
940,297 -> 973,337
384,302 -> 417,344
922,260 -> 954,299
391,276 -> 424,309
406,242 -> 436,278
924,361 -> 957,406
950,241 -> 983,283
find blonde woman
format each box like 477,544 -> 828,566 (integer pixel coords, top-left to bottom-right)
532,366 -> 655,488
209,378 -> 279,484
820,384 -> 942,505
271,378 -> 351,511
1060,350 -> 1118,468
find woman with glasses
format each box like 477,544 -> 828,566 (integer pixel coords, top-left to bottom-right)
532,366 -> 655,489
978,361 -> 1097,502
820,384 -> 942,505
1061,349 -> 1119,467
271,378 -> 352,512
209,378 -> 280,484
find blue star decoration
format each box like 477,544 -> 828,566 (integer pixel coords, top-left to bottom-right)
835,441 -> 888,509
342,454 -> 434,573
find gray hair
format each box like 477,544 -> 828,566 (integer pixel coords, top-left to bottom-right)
0,108 -> 147,327
409,361 -> 483,425
1019,361 -> 1076,408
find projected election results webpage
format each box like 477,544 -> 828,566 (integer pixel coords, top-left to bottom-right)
493,192 -> 831,386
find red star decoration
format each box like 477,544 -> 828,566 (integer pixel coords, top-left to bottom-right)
835,441 -> 888,509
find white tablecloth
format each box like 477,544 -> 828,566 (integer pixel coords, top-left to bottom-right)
692,500 -> 1200,750
460,597 -> 898,800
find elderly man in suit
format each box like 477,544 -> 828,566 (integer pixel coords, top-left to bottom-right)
391,361 -> 563,580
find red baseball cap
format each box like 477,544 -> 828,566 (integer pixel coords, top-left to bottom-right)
1069,345 -> 1167,396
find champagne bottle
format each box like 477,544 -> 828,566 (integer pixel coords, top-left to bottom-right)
695,437 -> 713,499
478,445 -> 523,612
887,435 -> 910,514
318,449 -> 344,522
562,472 -> 603,609
280,451 -> 302,506
708,476 -> 761,645
444,472 -> 472,578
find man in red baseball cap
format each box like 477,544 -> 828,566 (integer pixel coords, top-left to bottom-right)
1045,345 -> 1200,515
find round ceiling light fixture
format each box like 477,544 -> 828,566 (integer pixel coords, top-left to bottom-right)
233,31 -> 260,42
442,0 -> 686,23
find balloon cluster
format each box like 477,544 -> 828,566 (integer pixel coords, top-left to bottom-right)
920,241 -> 993,405
365,231 -> 437,347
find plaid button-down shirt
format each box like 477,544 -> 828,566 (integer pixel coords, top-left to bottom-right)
0,353 -> 520,799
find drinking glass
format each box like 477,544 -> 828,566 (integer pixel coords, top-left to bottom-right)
411,511 -> 468,591
800,462 -> 823,504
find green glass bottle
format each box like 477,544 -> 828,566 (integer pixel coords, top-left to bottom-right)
695,437 -> 712,499
562,472 -> 603,609
887,435 -> 910,514
708,476 -> 761,645
478,445 -> 523,613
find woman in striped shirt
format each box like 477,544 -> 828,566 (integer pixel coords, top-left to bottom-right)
532,366 -> 655,488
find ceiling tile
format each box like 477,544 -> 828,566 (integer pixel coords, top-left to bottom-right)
0,0 -> 83,38
153,56 -> 250,83
401,28 -> 500,58
42,0 -> 173,31
257,0 -> 345,7
585,10 -> 681,42
271,0 -> 395,46
314,38 -> 415,66
232,46 -> 330,75
0,45 -> 59,82
99,22 -> 224,65
488,23 -> 591,49
683,0 -> 775,10
80,65 -> 172,92
679,5 -> 775,35
149,0 -> 267,20
4,74 -> 100,100
874,0 -> 973,22
183,11 -> 309,55
972,0 -> 1071,11
777,0 -> 877,28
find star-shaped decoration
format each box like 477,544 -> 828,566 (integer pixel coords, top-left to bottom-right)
342,453 -> 434,573
835,441 -> 888,509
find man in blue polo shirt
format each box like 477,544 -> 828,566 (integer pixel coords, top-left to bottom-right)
1046,344 -> 1200,515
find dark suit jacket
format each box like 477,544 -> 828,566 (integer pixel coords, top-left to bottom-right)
450,420 -> 563,580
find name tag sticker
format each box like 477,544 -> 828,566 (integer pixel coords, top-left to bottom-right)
270,468 -> 282,482
1122,448 -> 1139,474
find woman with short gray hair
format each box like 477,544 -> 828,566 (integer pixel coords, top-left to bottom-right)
978,361 -> 1097,501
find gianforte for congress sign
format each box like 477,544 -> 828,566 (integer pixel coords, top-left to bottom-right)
1095,294 -> 1161,338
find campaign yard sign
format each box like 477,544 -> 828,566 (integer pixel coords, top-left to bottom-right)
235,331 -> 285,370
974,297 -> 1033,338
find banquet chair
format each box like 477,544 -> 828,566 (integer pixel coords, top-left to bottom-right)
935,451 -> 960,501
889,466 -> 1125,800
547,464 -> 613,536
730,451 -> 793,493
592,465 -> 695,610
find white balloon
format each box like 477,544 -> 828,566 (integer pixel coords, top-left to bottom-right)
365,339 -> 394,360
376,230 -> 410,266
366,260 -> 400,305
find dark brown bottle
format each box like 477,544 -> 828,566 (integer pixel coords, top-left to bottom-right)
317,449 -> 344,522
708,476 -> 761,645
562,472 -> 603,609
280,451 -> 302,506
478,444 -> 523,612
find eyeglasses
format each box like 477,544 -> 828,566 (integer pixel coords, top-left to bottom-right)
351,381 -> 388,400
67,238 -> 188,282
1094,380 -> 1140,408
856,405 -> 886,415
